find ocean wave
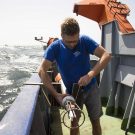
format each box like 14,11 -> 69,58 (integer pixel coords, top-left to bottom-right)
0,44 -> 43,119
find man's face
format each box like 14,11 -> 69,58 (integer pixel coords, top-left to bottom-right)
62,33 -> 79,49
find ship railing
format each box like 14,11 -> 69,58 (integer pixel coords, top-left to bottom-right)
0,73 -> 49,135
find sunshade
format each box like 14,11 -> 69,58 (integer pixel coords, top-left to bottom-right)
74,1 -> 105,23
73,0 -> 134,33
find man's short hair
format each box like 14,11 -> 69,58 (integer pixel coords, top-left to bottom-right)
61,17 -> 80,36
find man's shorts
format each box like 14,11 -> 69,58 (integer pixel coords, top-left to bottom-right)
76,83 -> 103,120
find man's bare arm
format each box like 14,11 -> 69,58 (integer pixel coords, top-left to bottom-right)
38,59 -> 68,104
78,45 -> 111,86
87,45 -> 111,79
38,59 -> 58,97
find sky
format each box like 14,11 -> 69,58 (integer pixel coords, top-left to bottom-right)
0,0 -> 135,46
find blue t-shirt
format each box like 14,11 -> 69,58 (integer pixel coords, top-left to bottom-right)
44,35 -> 99,94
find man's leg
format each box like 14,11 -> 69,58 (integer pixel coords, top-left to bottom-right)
70,110 -> 81,135
90,118 -> 102,135
70,86 -> 84,135
84,83 -> 102,135
70,118 -> 80,135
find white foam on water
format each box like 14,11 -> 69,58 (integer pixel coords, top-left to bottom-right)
0,45 -> 43,119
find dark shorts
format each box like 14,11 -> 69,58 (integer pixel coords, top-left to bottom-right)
76,83 -> 103,120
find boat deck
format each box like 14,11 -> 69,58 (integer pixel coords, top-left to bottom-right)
50,106 -> 135,135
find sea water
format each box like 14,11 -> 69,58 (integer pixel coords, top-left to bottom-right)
0,45 -> 44,120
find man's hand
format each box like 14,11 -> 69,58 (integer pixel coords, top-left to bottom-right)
55,93 -> 69,105
78,73 -> 93,87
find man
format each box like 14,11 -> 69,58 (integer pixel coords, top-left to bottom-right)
38,17 -> 111,135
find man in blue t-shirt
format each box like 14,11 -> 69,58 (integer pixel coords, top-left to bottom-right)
38,17 -> 111,135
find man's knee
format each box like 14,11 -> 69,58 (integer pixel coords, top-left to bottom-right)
91,118 -> 100,125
